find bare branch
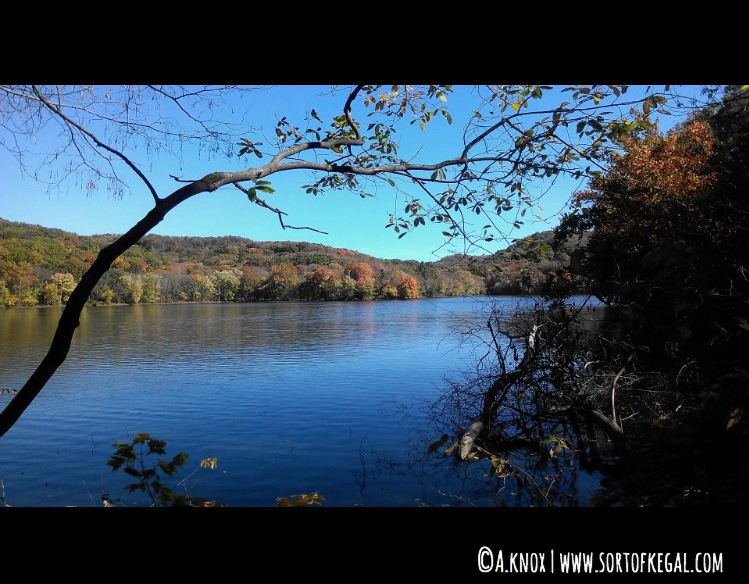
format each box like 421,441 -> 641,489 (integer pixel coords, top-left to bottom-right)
232,183 -> 328,234
31,86 -> 161,204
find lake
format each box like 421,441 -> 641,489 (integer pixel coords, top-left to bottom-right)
0,297 -> 602,506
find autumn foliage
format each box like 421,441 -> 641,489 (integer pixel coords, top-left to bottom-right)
2,216 -> 578,307
614,120 -> 717,198
556,87 -> 749,367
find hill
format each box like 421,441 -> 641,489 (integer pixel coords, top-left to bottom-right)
0,218 -> 585,307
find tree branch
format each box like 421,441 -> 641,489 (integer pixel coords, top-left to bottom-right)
343,84 -> 365,141
31,86 -> 162,204
232,183 -> 328,234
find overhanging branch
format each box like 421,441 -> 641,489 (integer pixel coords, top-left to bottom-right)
233,183 -> 328,234
31,86 -> 162,204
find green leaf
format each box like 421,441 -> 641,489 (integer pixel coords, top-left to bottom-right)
172,452 -> 188,468
148,439 -> 167,454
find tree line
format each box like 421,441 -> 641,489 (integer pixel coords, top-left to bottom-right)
0,218 -> 586,307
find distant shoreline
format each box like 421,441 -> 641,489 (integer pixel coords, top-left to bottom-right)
1,294 -> 497,311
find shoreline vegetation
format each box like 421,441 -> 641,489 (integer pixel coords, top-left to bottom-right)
0,217 -> 587,309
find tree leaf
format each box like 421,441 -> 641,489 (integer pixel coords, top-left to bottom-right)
200,457 -> 218,469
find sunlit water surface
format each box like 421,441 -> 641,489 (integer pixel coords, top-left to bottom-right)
0,297 -> 601,506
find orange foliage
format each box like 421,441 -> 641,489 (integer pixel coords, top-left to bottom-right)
398,275 -> 420,299
609,120 -> 717,199
347,261 -> 375,285
571,120 -> 719,256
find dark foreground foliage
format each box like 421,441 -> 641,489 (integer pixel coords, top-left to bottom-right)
105,433 -> 223,507
437,86 -> 749,506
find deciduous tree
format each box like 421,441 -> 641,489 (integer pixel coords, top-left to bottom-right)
555,86 -> 749,366
49,272 -> 76,305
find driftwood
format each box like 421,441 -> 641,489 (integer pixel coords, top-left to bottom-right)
455,322 -> 634,462
459,325 -> 539,460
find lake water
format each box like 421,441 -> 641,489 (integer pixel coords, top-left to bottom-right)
0,297 -> 602,506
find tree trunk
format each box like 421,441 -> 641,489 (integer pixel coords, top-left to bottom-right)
0,177 -> 218,437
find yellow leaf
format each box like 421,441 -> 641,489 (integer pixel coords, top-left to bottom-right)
200,457 -> 218,469
727,407 -> 743,430
276,492 -> 326,507
490,455 -> 509,476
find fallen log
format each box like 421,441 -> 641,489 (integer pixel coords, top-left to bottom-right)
459,325 -> 539,460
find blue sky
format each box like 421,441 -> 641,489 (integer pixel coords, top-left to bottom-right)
0,85 -> 706,262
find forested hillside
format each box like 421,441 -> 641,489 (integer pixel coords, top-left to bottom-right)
0,218 -> 585,307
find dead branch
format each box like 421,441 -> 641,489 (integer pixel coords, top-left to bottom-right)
232,183 -> 328,234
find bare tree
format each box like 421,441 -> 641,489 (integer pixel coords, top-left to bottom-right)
0,84 -> 704,436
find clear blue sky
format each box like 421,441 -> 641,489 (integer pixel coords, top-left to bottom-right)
0,85 -> 705,262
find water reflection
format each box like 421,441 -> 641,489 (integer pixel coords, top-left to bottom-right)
0,297 -> 604,506
412,297 -> 611,506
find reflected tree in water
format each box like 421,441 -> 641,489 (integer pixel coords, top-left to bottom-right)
416,298 -> 678,506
